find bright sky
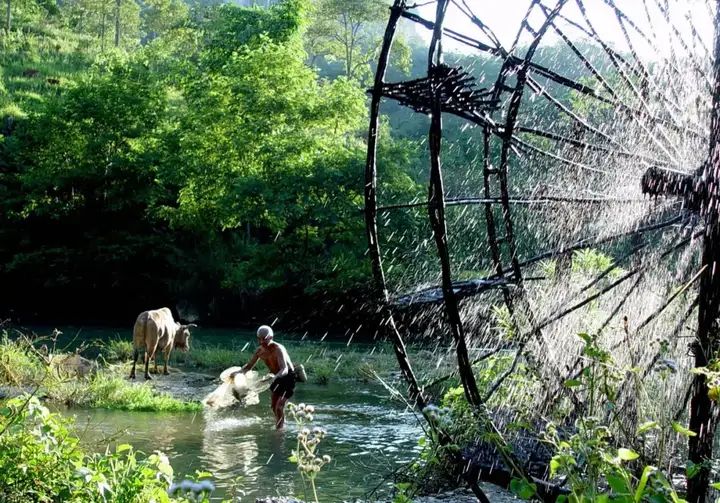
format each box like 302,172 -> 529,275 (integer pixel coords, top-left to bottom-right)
414,0 -> 715,62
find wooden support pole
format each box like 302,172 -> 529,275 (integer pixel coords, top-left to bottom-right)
687,2 -> 720,501
426,0 -> 483,409
364,0 -> 427,410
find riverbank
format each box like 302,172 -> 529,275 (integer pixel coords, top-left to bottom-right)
5,323 -> 456,386
0,328 -> 521,502
0,327 -> 453,410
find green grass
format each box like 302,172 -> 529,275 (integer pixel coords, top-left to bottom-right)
0,21 -> 95,115
83,373 -> 202,412
0,331 -> 201,412
170,343 -> 240,371
98,331 -> 408,385
162,339 -> 405,385
0,334 -> 46,386
101,337 -> 134,362
47,371 -> 202,412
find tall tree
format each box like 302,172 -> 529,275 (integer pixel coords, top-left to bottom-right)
64,0 -> 140,50
4,58 -> 173,318
114,0 -> 120,46
305,0 -> 409,83
164,2 -> 367,290
141,0 -> 189,41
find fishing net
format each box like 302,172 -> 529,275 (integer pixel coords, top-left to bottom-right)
202,368 -> 273,409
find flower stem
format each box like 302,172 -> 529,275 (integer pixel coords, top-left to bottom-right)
311,478 -> 319,503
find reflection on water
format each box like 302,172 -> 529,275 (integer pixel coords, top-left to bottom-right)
61,382 -> 423,501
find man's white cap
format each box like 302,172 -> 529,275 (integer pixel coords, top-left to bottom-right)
257,325 -> 274,341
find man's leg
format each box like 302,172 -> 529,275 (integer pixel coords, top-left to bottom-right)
271,392 -> 282,428
274,395 -> 289,429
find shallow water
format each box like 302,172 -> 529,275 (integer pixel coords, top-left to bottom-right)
27,324 -> 516,501
61,382 -> 425,502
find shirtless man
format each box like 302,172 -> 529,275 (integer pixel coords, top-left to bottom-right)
240,325 -> 296,429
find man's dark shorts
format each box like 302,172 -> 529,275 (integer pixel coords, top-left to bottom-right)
270,372 -> 296,399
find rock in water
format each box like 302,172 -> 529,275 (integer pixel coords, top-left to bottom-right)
49,353 -> 98,378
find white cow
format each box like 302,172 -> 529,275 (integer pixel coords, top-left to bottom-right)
129,307 -> 195,380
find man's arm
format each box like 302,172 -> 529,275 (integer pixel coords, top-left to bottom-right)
241,348 -> 261,373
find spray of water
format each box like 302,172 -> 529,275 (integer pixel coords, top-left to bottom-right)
366,0 -> 717,495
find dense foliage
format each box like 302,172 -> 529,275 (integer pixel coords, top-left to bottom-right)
0,0 -> 422,327
0,0 -> 621,332
0,395 -> 192,502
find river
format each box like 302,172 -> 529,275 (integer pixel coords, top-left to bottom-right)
61,381 -> 422,502
23,324 -> 515,502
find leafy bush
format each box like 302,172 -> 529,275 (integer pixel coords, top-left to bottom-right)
542,333 -> 686,502
545,418 -> 685,502
309,361 -> 333,385
0,395 -> 203,502
0,396 -> 82,500
572,248 -> 622,278
102,337 -> 134,363
0,333 -> 45,386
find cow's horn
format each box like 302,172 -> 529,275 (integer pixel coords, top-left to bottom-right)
187,323 -> 198,328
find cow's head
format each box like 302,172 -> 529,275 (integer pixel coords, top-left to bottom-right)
175,323 -> 196,352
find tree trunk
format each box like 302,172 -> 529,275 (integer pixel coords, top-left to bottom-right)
101,10 -> 106,52
114,0 -> 120,47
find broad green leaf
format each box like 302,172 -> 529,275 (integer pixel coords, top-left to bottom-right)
634,465 -> 656,501
509,478 -> 537,500
709,386 -> 720,402
607,472 -> 631,495
577,332 -> 593,344
636,421 -> 659,435
617,448 -> 639,461
686,461 -> 702,479
564,379 -> 583,388
549,457 -> 560,477
672,422 -> 697,437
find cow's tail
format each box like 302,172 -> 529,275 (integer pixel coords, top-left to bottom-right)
130,313 -> 149,379
132,314 -> 149,361
142,314 -> 149,356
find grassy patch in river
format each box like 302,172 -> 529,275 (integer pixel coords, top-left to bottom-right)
0,332 -> 201,412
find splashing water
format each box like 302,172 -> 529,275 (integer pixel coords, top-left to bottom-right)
369,0 -> 717,474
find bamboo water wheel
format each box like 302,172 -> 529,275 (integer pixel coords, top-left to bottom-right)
365,1 -> 720,501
